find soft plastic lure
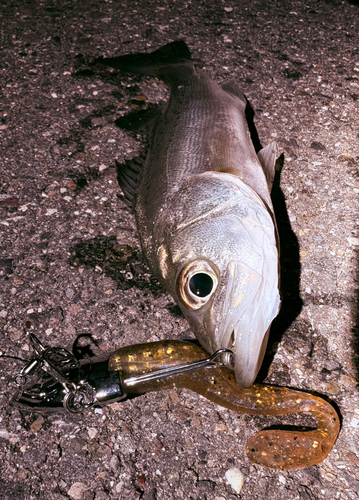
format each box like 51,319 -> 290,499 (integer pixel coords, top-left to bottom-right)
13,336 -> 340,470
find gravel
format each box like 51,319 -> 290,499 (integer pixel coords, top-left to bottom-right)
1,0 -> 359,499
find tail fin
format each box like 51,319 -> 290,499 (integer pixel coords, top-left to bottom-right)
96,40 -> 192,78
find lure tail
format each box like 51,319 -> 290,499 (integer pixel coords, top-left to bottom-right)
109,341 -> 340,470
12,337 -> 340,469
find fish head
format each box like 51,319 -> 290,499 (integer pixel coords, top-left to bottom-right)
155,172 -> 281,387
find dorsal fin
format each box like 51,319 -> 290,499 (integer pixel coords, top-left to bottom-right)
222,82 -> 247,108
116,155 -> 145,210
257,141 -> 278,191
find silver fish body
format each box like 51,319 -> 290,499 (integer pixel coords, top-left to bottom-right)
100,41 -> 281,387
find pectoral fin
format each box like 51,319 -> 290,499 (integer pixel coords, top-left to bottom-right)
116,155 -> 145,209
257,141 -> 278,191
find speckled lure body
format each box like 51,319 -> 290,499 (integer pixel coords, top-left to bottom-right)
13,337 -> 339,470
109,340 -> 339,470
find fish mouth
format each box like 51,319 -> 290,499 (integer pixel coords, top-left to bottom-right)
212,261 -> 280,388
225,326 -> 271,388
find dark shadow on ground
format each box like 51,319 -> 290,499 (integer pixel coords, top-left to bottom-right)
246,102 -> 303,382
257,165 -> 304,382
69,236 -> 164,296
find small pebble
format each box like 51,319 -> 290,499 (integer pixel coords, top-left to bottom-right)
340,374 -> 357,387
326,381 -> 340,395
115,481 -> 124,493
0,309 -> 7,318
324,359 -> 341,371
97,471 -> 107,480
31,415 -> 45,433
225,468 -> 244,494
278,474 -> 286,484
310,141 -> 326,151
109,454 -> 120,471
68,482 -> 87,500
0,428 -> 9,440
88,427 -> 98,440
45,208 -> 58,216
66,288 -> 75,298
334,461 -> 347,469
215,423 -> 228,432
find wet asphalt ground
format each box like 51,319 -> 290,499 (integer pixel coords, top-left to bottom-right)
1,0 -> 359,499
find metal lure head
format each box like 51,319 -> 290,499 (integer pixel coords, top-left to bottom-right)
155,172 -> 281,387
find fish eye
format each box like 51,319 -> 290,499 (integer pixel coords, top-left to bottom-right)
177,260 -> 219,310
189,273 -> 214,297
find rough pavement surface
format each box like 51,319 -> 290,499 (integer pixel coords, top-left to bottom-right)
1,0 -> 359,499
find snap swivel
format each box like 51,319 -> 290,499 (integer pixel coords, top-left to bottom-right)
12,332 -> 234,413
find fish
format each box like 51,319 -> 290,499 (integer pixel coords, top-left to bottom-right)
97,40 -> 281,387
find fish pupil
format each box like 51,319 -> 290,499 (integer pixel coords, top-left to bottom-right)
189,273 -> 213,298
